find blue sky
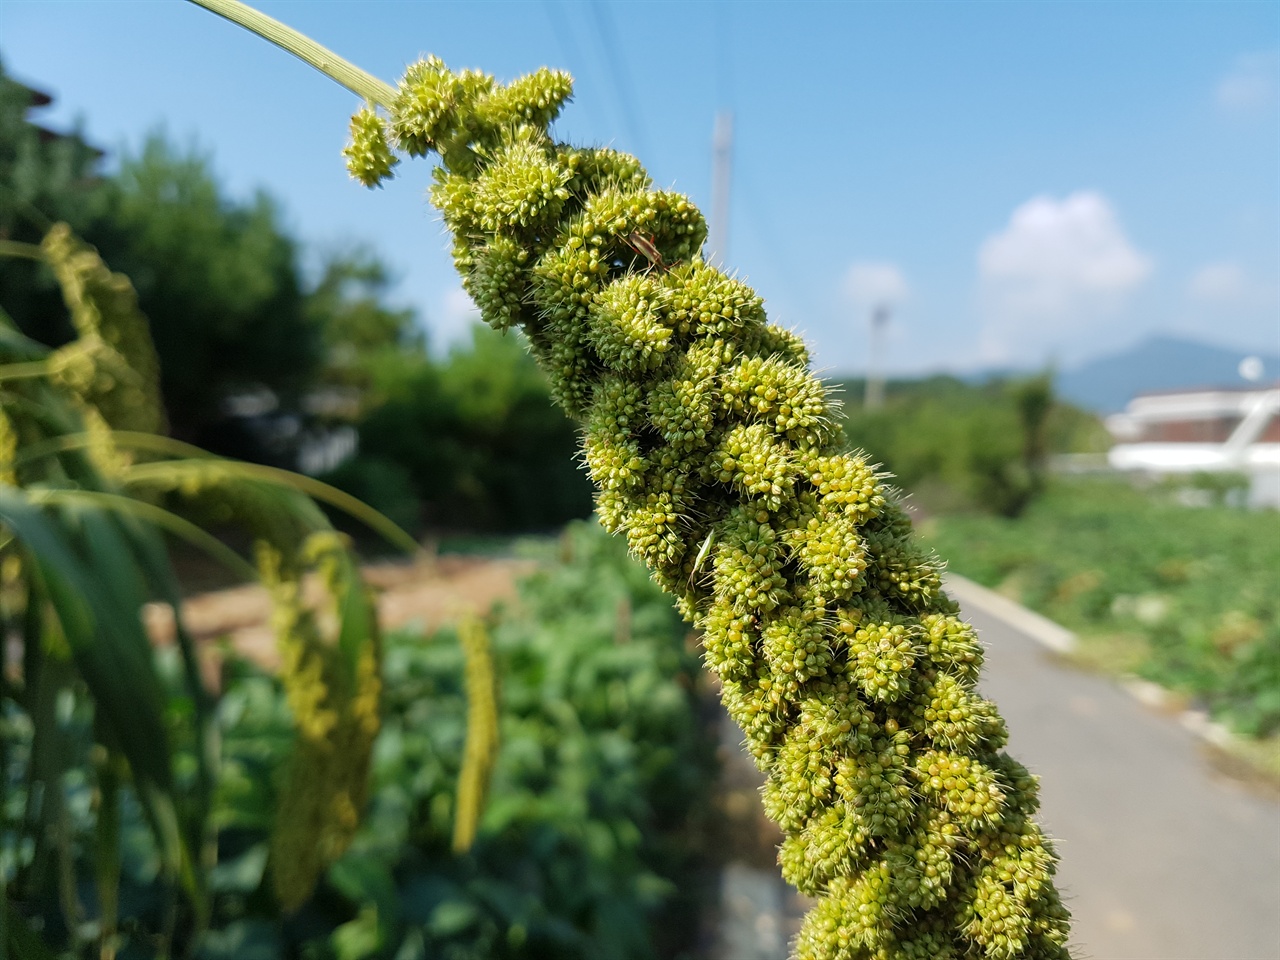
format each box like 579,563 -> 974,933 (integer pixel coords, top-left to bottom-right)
2,0 -> 1277,376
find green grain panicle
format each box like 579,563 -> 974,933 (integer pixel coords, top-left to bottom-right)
350,58 -> 1073,959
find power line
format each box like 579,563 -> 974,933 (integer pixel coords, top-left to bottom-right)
540,0 -> 607,134
707,13 -> 824,355
588,0 -> 648,157
542,0 -> 586,75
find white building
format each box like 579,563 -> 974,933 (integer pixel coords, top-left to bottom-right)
1105,385 -> 1280,507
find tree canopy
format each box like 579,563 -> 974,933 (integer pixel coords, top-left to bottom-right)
88,136 -> 320,439
0,65 -> 323,441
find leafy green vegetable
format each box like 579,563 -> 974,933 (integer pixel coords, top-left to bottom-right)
200,521 -> 713,959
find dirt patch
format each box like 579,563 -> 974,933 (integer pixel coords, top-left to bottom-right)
146,555 -> 536,680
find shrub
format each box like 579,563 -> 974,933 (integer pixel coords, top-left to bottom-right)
353,326 -> 592,533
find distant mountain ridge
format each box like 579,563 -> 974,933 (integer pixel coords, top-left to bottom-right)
834,335 -> 1280,414
1055,335 -> 1280,413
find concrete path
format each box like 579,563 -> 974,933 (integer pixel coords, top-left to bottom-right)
969,604 -> 1280,960
711,601 -> 1280,959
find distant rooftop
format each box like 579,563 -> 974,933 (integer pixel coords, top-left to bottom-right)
9,74 -> 103,156
1106,383 -> 1280,502
1130,381 -> 1280,401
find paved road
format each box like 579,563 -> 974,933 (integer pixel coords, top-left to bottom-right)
970,605 -> 1280,960
712,606 -> 1280,959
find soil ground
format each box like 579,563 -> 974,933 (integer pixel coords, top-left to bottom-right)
145,554 -> 535,686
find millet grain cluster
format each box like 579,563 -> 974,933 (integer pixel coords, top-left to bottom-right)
345,58 -> 1072,959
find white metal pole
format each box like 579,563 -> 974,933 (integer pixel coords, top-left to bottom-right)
865,305 -> 890,409
709,111 -> 734,266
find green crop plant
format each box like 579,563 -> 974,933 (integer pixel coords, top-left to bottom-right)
203,519 -> 714,959
0,221 -> 451,954
191,4 -> 1075,957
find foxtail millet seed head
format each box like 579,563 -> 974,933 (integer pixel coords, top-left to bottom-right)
343,57 -> 1073,959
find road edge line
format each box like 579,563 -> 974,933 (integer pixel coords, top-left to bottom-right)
942,573 -> 1076,655
943,574 -> 1245,758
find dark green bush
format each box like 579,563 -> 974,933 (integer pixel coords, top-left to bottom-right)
351,326 -> 593,534
316,455 -> 420,537
840,374 -> 1105,517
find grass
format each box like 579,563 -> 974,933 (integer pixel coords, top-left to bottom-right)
922,477 -> 1280,740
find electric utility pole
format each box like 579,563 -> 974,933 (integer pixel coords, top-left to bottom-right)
709,110 -> 733,266
864,304 -> 891,409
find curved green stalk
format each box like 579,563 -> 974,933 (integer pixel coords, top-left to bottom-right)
0,361 -> 51,384
16,433 -> 419,554
24,487 -> 258,581
124,458 -> 420,555
11,430 -> 216,470
0,241 -> 45,262
185,0 -> 396,107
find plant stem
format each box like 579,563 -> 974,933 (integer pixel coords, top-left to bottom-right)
0,361 -> 50,383
0,241 -> 44,262
185,0 -> 396,108
94,750 -> 122,960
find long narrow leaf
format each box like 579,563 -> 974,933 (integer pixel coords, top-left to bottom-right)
58,504 -> 205,911
19,604 -> 72,915
0,489 -> 96,643
69,506 -> 170,789
107,502 -> 219,917
0,320 -> 50,364
26,488 -> 257,582
126,458 -> 419,554
0,487 -> 195,896
93,750 -> 123,960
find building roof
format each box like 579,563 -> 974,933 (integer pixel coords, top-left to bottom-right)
8,74 -> 103,158
1130,381 -> 1280,401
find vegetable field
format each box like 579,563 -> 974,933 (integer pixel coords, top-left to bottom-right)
925,478 -> 1280,739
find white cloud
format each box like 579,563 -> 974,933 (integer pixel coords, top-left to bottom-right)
979,192 -> 1151,304
1216,51 -> 1279,114
977,191 -> 1152,363
843,261 -> 909,309
1188,261 -> 1248,302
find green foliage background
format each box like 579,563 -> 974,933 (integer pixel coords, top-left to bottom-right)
0,69 -> 319,443
332,326 -> 591,535
88,136 -> 317,438
925,479 -> 1280,738
3,522 -> 715,959
838,375 -> 1108,518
